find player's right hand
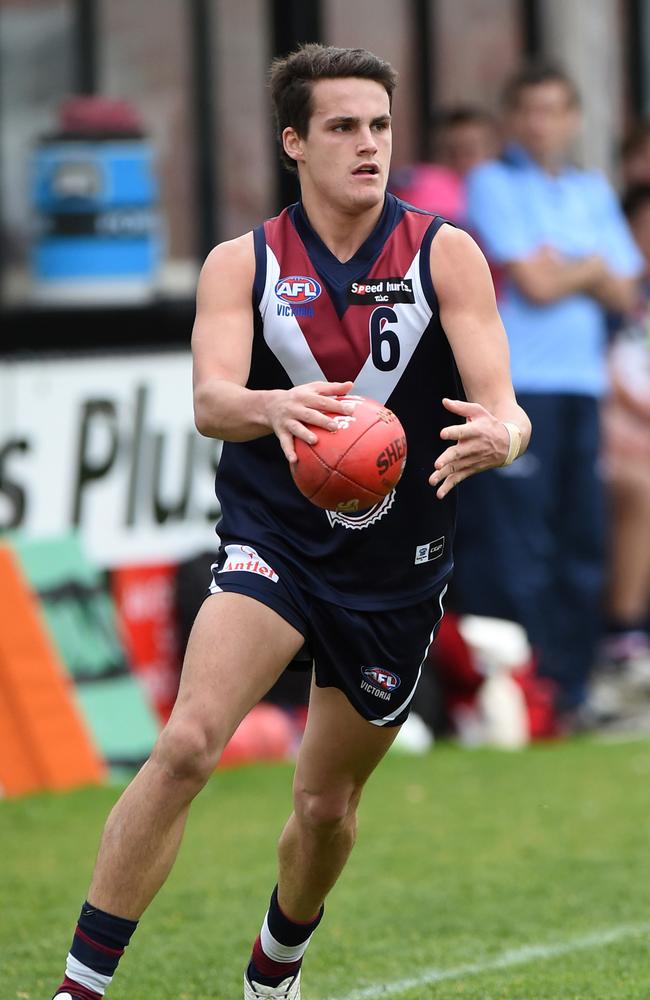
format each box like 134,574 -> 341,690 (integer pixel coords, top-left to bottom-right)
265,380 -> 356,463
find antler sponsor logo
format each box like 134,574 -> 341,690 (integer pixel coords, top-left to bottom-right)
218,544 -> 279,582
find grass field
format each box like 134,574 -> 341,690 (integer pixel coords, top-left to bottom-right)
3,737 -> 650,999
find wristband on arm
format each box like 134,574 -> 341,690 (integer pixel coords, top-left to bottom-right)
501,421 -> 522,466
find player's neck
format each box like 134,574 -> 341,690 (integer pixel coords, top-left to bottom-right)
299,192 -> 385,263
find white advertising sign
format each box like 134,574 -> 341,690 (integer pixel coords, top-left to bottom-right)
0,351 -> 222,566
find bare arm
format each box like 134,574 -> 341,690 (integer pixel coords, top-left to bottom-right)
508,247 -> 637,311
590,272 -> 638,312
191,233 -> 354,462
609,362 -> 650,422
428,225 -> 532,499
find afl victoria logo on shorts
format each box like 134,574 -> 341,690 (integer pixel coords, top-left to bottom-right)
275,275 -> 322,305
360,666 -> 401,701
362,666 -> 401,691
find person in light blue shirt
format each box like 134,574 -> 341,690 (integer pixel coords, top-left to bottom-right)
453,62 -> 643,719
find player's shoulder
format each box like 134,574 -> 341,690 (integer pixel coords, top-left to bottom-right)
429,223 -> 491,300
430,222 -> 482,264
203,231 -> 255,271
195,231 -> 256,307
199,231 -> 255,287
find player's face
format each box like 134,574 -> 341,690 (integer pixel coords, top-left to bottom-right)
508,81 -> 579,165
286,77 -> 392,212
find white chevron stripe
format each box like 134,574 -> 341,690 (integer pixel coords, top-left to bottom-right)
261,246 -> 326,386
354,250 -> 433,405
260,246 -> 433,403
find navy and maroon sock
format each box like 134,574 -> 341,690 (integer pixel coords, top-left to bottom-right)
54,901 -> 138,998
247,885 -> 324,988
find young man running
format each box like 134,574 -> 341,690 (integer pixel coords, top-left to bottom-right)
51,44 -> 530,1000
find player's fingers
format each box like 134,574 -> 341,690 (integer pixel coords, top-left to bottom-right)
296,407 -> 339,432
305,393 -> 355,416
277,429 -> 298,464
433,447 -> 458,472
434,439 -> 482,470
285,419 -> 318,447
442,397 -> 486,417
440,421 -> 467,442
429,453 -> 479,486
434,467 -> 472,499
436,474 -> 459,499
315,380 -> 355,396
430,448 -> 494,487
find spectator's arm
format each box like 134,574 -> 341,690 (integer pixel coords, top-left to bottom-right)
610,363 -> 650,421
467,163 -> 639,307
506,249 -> 610,305
589,272 -> 639,312
587,173 -> 644,311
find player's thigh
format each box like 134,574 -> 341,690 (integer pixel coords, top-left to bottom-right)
171,591 -> 305,740
293,677 -> 399,803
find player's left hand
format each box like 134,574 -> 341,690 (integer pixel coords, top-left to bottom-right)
429,397 -> 510,499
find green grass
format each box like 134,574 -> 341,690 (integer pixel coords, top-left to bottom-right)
3,738 -> 650,999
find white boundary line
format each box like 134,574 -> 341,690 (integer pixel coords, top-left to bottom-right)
325,922 -> 650,1000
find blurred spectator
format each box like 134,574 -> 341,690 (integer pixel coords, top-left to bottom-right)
452,62 -> 643,720
620,122 -> 650,188
589,184 -> 650,718
390,105 -> 498,224
436,105 -> 500,178
389,162 -> 465,222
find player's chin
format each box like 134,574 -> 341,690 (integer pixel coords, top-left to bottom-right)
347,185 -> 385,211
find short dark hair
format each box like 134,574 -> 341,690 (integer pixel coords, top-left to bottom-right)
269,43 -> 398,172
438,105 -> 495,130
622,183 -> 650,219
501,62 -> 580,110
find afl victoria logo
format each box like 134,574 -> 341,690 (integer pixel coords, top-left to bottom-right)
275,275 -> 322,304
361,666 -> 401,692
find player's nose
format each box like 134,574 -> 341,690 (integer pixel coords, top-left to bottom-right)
356,127 -> 378,155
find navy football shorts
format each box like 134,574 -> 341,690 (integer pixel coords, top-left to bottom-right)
208,541 -> 449,727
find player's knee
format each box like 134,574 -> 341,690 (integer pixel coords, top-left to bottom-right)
294,784 -> 360,832
153,716 -> 225,786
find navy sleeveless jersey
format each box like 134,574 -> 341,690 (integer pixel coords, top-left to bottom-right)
214,193 -> 461,609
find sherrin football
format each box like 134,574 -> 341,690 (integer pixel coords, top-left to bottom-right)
291,395 -> 407,512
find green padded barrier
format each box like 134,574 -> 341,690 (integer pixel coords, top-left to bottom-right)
9,533 -> 159,768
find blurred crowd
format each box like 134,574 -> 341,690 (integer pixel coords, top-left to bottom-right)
391,61 -> 650,739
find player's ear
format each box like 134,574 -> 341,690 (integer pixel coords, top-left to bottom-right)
283,127 -> 304,165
